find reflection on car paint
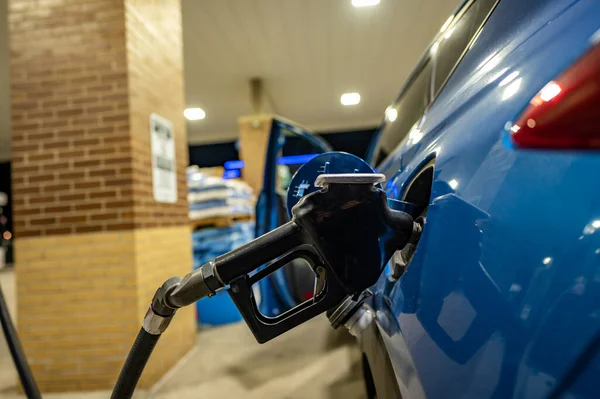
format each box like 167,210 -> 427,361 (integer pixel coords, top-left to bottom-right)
369,0 -> 600,397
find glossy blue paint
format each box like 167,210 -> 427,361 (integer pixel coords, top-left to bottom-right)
367,0 -> 600,398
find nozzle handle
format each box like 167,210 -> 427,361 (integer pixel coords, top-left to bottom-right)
215,221 -> 304,284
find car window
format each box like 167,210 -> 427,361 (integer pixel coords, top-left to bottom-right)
373,59 -> 433,166
371,0 -> 498,167
433,0 -> 499,95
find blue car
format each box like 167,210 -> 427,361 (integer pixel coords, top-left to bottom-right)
259,0 -> 600,397
359,0 -> 600,397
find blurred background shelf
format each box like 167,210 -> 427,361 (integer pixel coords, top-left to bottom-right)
190,213 -> 254,229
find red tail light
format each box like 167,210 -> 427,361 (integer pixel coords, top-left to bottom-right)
510,43 -> 600,149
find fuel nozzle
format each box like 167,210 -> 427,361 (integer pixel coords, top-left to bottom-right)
113,162 -> 418,399
144,172 -> 417,343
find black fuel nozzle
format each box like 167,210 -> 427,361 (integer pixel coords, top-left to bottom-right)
147,174 -> 417,342
157,173 -> 417,343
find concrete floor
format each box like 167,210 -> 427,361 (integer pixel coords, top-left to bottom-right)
0,269 -> 366,398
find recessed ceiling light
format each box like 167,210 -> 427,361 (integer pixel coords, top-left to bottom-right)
352,0 -> 380,7
184,108 -> 206,121
341,92 -> 361,106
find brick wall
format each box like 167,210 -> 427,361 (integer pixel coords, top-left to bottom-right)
9,0 -> 134,238
15,231 -> 140,391
9,0 -> 195,392
9,0 -> 189,237
126,0 -> 189,229
15,226 -> 196,391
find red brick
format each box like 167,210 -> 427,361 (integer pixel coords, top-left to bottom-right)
44,141 -> 66,150
75,225 -> 103,233
88,126 -> 114,134
89,169 -> 116,177
30,196 -> 56,205
59,193 -> 86,201
29,131 -> 55,141
46,227 -> 73,235
29,173 -> 55,183
75,181 -> 101,190
56,128 -> 84,138
105,178 -> 129,187
73,138 -> 99,146
43,161 -> 70,171
30,217 -> 56,226
60,215 -> 87,224
90,213 -> 118,221
89,147 -> 116,156
104,156 -> 130,165
57,108 -> 84,117
75,203 -> 103,211
103,114 -> 128,122
13,164 -> 40,173
106,222 -> 135,231
15,208 -> 41,216
106,200 -> 132,209
59,150 -> 85,159
45,205 -> 71,213
43,183 -> 71,193
59,171 -> 85,180
74,159 -> 101,168
29,153 -> 55,162
90,190 -> 116,199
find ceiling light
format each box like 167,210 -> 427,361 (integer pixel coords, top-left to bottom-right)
341,92 -> 361,106
352,0 -> 380,7
184,108 -> 206,121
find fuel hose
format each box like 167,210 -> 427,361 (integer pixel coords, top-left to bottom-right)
0,284 -> 41,399
110,328 -> 160,399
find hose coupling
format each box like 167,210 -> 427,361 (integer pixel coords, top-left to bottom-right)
142,307 -> 173,335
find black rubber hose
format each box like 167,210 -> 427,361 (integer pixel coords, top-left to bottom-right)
0,284 -> 42,399
111,328 -> 160,399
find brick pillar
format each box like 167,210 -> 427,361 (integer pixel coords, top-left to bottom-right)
9,0 -> 195,392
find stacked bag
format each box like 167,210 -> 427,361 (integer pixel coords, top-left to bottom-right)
187,165 -> 256,325
187,166 -> 254,221
192,222 -> 255,326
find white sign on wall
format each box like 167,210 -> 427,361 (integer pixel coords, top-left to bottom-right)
150,113 -> 177,203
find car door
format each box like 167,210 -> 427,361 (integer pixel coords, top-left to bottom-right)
367,0 -> 600,398
255,117 -> 332,317
364,0 -> 505,397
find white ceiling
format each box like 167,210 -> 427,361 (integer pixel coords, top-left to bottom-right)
0,0 -> 460,160
182,0 -> 460,144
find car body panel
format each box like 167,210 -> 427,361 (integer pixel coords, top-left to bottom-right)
368,0 -> 600,397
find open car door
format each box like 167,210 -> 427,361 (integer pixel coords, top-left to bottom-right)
254,116 -> 332,317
